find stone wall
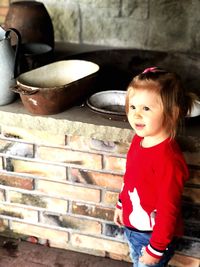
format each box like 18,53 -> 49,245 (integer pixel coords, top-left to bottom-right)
40,0 -> 200,53
0,0 -> 200,53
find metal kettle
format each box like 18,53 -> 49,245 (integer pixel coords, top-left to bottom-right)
0,26 -> 21,106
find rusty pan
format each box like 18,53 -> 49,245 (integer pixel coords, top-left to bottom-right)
13,60 -> 99,115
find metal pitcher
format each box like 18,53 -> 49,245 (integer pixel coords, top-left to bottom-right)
0,26 -> 21,105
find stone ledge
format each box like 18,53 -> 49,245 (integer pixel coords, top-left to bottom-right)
0,99 -> 133,143
0,99 -> 199,143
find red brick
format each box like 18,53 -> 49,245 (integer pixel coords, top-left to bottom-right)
188,168 -> 200,185
169,253 -> 200,267
103,155 -> 126,172
0,218 -> 8,231
72,202 -> 114,221
37,180 -> 101,203
66,135 -> 91,150
184,152 -> 200,167
11,222 -> 70,250
2,126 -> 65,146
0,189 -> 4,201
9,191 -> 68,213
71,233 -> 129,258
12,159 -> 67,181
37,146 -> 102,170
68,135 -> 130,154
0,157 -> 3,169
0,138 -> 12,150
9,191 -> 47,208
183,187 -> 200,204
69,168 -> 123,190
0,203 -> 38,222
103,191 -> 119,206
0,173 -> 33,190
61,215 -> 102,234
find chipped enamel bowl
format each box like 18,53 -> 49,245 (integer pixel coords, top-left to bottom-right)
86,90 -> 127,121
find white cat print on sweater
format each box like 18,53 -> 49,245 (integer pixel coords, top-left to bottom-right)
128,188 -> 156,230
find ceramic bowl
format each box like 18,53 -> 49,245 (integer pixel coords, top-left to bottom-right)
188,100 -> 200,117
86,90 -> 127,121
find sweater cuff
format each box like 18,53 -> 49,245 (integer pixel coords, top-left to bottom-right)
116,199 -> 122,209
146,244 -> 165,259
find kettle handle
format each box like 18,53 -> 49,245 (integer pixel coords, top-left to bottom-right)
5,28 -> 21,78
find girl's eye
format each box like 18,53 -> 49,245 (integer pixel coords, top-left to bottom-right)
143,106 -> 150,111
130,105 -> 135,110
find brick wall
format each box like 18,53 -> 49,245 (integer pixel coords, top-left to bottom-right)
0,124 -> 199,267
0,125 -> 130,260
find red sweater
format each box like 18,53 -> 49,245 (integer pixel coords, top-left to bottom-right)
116,134 -> 189,259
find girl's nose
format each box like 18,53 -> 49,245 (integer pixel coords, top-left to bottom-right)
134,110 -> 142,118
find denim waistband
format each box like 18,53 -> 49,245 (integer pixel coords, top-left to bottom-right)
126,226 -> 153,233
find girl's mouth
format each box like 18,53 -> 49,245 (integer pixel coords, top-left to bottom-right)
135,123 -> 145,130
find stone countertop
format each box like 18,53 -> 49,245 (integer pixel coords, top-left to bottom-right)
0,99 -> 133,143
0,98 -> 199,143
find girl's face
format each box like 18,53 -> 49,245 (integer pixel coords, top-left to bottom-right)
127,88 -> 168,145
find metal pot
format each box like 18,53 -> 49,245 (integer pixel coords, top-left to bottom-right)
12,60 -> 99,115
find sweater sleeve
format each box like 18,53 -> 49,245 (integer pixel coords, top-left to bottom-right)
146,155 -> 189,259
116,134 -> 141,209
115,136 -> 138,211
116,181 -> 125,210
116,198 -> 122,209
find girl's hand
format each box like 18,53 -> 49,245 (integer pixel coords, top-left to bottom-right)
114,208 -> 124,227
139,249 -> 160,265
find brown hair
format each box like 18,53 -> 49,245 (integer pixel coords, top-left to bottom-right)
125,68 -> 195,138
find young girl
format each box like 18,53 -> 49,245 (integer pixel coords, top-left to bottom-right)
114,67 -> 196,267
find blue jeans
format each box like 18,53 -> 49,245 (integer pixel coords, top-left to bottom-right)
124,228 -> 176,267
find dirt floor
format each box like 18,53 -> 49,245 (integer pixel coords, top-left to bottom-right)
0,236 -> 132,267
